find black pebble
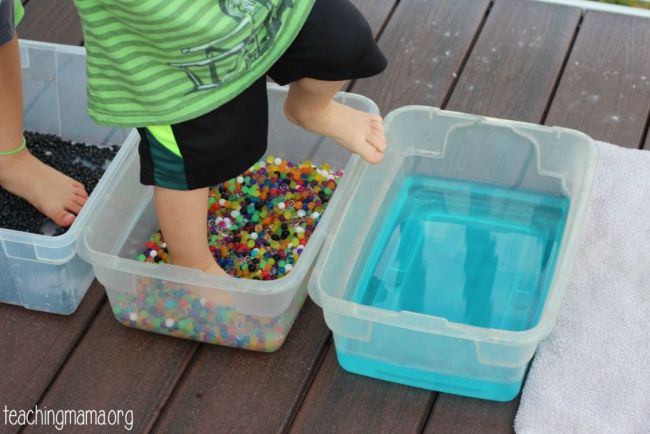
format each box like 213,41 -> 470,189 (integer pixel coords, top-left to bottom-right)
0,131 -> 120,235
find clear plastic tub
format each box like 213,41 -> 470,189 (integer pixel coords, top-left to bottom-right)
0,40 -> 137,314
309,107 -> 598,400
77,84 -> 378,351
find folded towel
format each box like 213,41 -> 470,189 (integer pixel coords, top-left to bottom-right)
515,141 -> 650,433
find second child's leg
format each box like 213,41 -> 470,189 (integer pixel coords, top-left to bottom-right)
154,186 -> 226,275
154,186 -> 233,305
283,78 -> 386,164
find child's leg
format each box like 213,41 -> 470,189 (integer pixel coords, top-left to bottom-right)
154,186 -> 232,305
0,34 -> 88,227
283,78 -> 386,164
154,186 -> 226,275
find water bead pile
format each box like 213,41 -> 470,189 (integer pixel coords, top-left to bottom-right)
112,157 -> 342,351
137,156 -> 342,278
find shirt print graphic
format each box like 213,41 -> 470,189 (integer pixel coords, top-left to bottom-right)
170,0 -> 295,93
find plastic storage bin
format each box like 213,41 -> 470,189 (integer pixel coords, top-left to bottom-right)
309,107 -> 598,400
77,83 -> 378,351
0,40 -> 137,314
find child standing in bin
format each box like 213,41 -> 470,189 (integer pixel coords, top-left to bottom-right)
0,0 -> 89,227
71,0 -> 387,290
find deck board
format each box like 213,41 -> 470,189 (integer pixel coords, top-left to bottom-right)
545,11 -> 650,148
289,347 -> 434,434
24,304 -> 197,434
353,0 -> 491,113
446,0 -> 582,121
153,301 -> 330,434
423,395 -> 519,434
0,283 -> 104,434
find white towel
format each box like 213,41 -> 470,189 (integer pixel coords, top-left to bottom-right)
515,141 -> 650,433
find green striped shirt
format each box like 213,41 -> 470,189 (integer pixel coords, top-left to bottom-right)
74,0 -> 314,127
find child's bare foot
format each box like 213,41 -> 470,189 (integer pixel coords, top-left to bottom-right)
170,254 -> 234,307
0,149 -> 88,227
189,262 -> 234,308
201,260 -> 229,278
284,100 -> 386,163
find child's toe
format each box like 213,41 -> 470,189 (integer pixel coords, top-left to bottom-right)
73,195 -> 87,208
367,132 -> 386,152
369,149 -> 385,163
66,199 -> 83,215
53,210 -> 76,227
370,117 -> 384,131
369,114 -> 383,123
360,143 -> 384,164
73,183 -> 89,198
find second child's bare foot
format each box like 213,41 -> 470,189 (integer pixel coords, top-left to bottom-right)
201,261 -> 230,278
0,149 -> 88,227
154,186 -> 234,308
193,261 -> 234,308
284,100 -> 386,163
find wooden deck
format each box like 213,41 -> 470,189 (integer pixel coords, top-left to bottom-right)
3,0 -> 650,432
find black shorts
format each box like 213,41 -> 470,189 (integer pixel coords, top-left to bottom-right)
138,0 -> 387,191
0,0 -> 16,46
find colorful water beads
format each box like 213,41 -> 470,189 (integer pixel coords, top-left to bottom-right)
137,156 -> 342,278
112,157 -> 342,351
112,281 -> 309,351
